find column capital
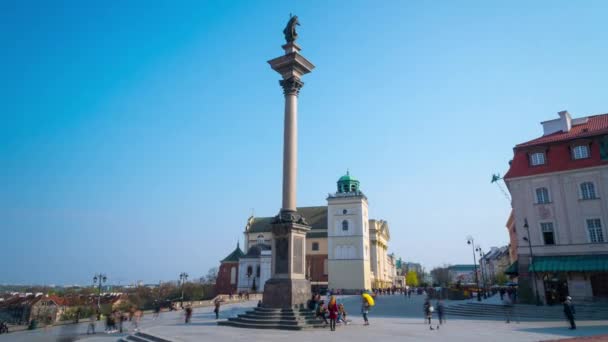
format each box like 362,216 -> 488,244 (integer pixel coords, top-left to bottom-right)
279,77 -> 304,96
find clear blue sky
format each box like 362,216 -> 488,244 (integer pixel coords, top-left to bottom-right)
1,0 -> 607,285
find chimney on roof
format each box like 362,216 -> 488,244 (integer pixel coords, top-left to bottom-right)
558,110 -> 572,132
542,110 -> 572,136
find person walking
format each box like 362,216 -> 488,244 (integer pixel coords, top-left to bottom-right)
361,296 -> 370,326
327,296 -> 339,331
86,311 -> 96,335
117,311 -> 125,333
423,298 -> 434,330
132,309 -> 142,332
563,296 -> 576,330
153,301 -> 161,320
503,293 -> 514,323
214,297 -> 222,319
436,299 -> 445,329
184,306 -> 193,324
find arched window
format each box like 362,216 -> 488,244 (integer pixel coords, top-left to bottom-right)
536,187 -> 550,204
246,265 -> 253,277
342,220 -> 349,231
256,265 -> 261,277
230,267 -> 236,285
257,234 -> 264,244
581,182 -> 597,200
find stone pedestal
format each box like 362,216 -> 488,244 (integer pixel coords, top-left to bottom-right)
262,278 -> 311,309
263,210 -> 311,308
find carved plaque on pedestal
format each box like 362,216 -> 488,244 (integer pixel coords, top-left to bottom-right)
293,236 -> 303,274
275,237 -> 288,274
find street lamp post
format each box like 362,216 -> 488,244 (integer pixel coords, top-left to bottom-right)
467,236 -> 482,301
523,218 -> 542,306
93,273 -> 107,310
179,272 -> 188,308
475,246 -> 488,299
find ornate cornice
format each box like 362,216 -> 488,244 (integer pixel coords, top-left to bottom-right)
272,209 -> 309,225
279,77 -> 304,96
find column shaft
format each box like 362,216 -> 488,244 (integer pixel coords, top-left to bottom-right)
282,93 -> 297,211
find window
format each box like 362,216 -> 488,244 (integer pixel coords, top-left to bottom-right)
530,152 -> 546,166
536,187 -> 550,204
230,267 -> 236,285
256,265 -> 261,277
323,259 -> 328,275
581,182 -> 597,200
573,145 -> 590,160
587,219 -> 605,243
342,220 -> 349,231
312,242 -> 319,251
342,209 -> 347,215
541,222 -> 555,245
257,234 -> 264,244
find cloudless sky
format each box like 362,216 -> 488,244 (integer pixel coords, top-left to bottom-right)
1,0 -> 607,285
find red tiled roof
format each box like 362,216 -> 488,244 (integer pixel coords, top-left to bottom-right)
505,113 -> 608,179
46,295 -> 68,306
516,114 -> 608,148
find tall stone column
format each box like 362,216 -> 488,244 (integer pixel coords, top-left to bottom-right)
262,24 -> 315,309
280,77 -> 302,211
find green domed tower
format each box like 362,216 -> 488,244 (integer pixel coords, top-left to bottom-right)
337,170 -> 360,193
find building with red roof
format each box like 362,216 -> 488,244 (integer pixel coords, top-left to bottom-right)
503,110 -> 608,304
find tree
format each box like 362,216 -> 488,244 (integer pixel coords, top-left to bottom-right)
430,266 -> 451,287
495,273 -> 509,286
204,267 -> 218,284
406,270 -> 419,287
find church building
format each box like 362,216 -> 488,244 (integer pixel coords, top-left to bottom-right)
216,172 -> 394,294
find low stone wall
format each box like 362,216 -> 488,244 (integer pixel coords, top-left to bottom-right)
173,293 -> 262,309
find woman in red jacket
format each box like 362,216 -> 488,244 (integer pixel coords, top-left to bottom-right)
327,296 -> 339,331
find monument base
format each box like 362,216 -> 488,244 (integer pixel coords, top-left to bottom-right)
262,278 -> 311,309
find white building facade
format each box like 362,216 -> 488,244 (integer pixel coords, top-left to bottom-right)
504,111 -> 608,304
222,172 -> 395,294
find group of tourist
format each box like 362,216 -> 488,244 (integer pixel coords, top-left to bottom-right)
94,308 -> 142,334
227,291 -> 250,300
308,293 -> 351,330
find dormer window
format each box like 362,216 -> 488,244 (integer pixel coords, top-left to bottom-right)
572,145 -> 590,160
530,152 -> 546,166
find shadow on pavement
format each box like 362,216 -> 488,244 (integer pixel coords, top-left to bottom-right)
516,325 -> 608,339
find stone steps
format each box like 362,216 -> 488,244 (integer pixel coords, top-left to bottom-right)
443,303 -> 608,321
217,307 -> 326,330
228,316 -> 322,325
